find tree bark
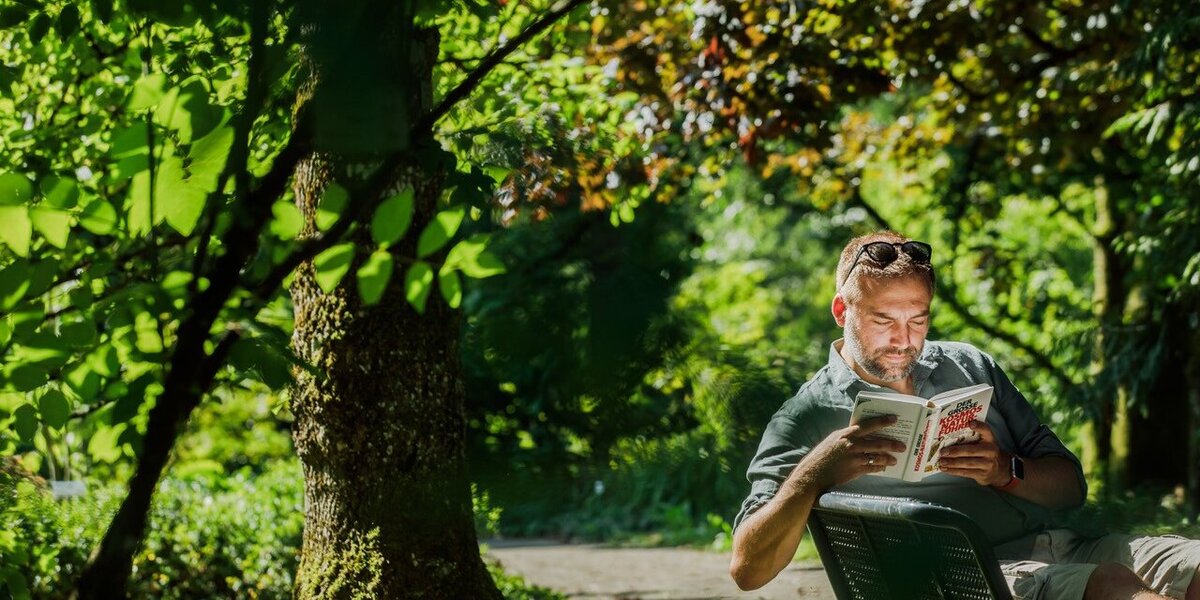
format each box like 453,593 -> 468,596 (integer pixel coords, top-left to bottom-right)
288,4 -> 500,598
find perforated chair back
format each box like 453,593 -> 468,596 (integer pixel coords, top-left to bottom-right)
807,492 -> 1013,600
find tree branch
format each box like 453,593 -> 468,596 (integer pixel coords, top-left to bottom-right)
411,0 -> 590,140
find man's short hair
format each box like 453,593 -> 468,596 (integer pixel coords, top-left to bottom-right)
835,230 -> 936,304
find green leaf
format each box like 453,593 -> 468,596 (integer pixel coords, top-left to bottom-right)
110,121 -> 150,158
128,170 -> 153,234
188,124 -> 233,192
416,205 -> 465,258
29,206 -> 71,248
317,183 -> 349,231
314,243 -> 355,293
438,267 -> 462,309
38,389 -> 69,430
59,316 -> 96,348
127,73 -> 166,111
0,6 -> 32,30
370,189 -> 414,246
155,155 -> 207,235
0,317 -> 10,348
56,3 -> 80,38
6,365 -> 47,392
87,423 -> 125,463
13,404 -> 37,444
0,172 -> 33,205
444,233 -> 507,278
0,260 -> 31,311
0,205 -> 32,255
27,12 -> 49,44
65,364 -> 102,401
40,175 -> 79,209
356,250 -> 394,305
404,261 -> 434,313
228,339 -> 293,390
154,79 -> 220,143
91,0 -> 114,22
270,201 -> 303,239
79,197 -> 117,235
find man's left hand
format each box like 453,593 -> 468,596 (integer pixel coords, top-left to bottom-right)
936,421 -> 1012,487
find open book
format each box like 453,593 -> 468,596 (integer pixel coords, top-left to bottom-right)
849,383 -> 993,481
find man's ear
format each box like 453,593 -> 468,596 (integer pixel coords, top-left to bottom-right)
832,294 -> 848,327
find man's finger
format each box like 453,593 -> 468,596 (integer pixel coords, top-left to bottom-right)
968,420 -> 996,443
939,442 -> 997,458
850,414 -> 898,437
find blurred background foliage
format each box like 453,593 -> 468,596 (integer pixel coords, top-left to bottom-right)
1,0 -> 1199,596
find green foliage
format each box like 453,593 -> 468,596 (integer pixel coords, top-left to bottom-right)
1,461 -> 304,599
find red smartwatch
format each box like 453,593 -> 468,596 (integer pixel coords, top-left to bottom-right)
995,455 -> 1025,491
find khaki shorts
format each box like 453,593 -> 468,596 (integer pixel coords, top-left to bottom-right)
999,529 -> 1200,600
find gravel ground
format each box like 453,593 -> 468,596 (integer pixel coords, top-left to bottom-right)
486,539 -> 836,600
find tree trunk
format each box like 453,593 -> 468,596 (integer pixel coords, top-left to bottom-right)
1187,325 -> 1200,519
1080,180 -> 1130,497
288,4 -> 500,598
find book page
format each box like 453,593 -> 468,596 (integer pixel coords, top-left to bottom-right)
850,395 -> 929,479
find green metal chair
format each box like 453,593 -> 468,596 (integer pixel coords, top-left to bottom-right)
807,491 -> 1013,600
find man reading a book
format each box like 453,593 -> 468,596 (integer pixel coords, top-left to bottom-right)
729,231 -> 1200,599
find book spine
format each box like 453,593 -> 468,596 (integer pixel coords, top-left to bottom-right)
911,409 -> 933,474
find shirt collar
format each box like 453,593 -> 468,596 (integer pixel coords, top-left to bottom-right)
827,339 -> 943,395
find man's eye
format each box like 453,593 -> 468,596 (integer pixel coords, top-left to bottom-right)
873,320 -> 891,326
911,320 -> 928,327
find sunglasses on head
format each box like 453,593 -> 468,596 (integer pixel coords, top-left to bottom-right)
846,241 -> 933,279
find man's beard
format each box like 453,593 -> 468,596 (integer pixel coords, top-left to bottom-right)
844,319 -> 919,383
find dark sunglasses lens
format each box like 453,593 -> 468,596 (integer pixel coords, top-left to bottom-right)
864,243 -> 899,263
902,242 -> 932,262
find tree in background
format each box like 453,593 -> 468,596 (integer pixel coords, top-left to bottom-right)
0,0 -> 607,597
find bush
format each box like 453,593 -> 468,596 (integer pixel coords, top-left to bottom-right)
1,459 -> 559,599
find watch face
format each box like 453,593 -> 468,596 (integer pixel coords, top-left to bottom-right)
1012,456 -> 1025,480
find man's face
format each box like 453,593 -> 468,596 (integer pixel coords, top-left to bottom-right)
841,277 -> 932,383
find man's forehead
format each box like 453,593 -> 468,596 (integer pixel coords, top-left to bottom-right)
855,277 -> 932,308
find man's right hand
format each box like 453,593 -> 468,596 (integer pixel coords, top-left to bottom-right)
804,415 -> 907,489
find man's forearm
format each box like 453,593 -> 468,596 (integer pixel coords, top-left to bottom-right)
1005,455 -> 1084,510
729,464 -> 822,591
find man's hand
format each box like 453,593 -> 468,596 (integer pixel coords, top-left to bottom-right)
936,420 -> 1012,486
805,415 -> 907,489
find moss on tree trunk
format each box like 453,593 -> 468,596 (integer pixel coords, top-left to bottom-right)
288,3 -> 501,597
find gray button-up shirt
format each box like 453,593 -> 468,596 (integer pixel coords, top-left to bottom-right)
733,340 -> 1086,546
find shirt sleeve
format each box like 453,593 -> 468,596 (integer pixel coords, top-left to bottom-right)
732,407 -> 822,532
985,353 -> 1088,500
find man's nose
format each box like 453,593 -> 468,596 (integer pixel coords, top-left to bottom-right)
890,323 -> 911,348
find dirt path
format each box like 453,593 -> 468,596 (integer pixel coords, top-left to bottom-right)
486,539 -> 836,600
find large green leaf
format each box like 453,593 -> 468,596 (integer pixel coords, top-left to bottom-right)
127,73 -> 166,111
444,233 -> 507,278
65,363 -> 102,402
6,364 -> 47,392
87,423 -> 125,463
0,260 -> 31,311
228,339 -> 293,390
38,389 -> 70,430
438,267 -> 462,309
40,175 -> 79,209
404,261 -> 434,313
317,183 -> 349,231
370,189 -> 414,246
56,3 -> 80,38
79,197 -> 118,235
29,206 -> 71,249
12,404 -> 37,444
128,170 -> 153,234
156,155 -> 207,235
188,124 -> 233,192
314,243 -> 355,293
0,172 -> 33,205
416,205 -> 466,258
270,201 -> 303,239
356,249 -> 394,305
154,79 -> 220,143
0,205 -> 32,256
